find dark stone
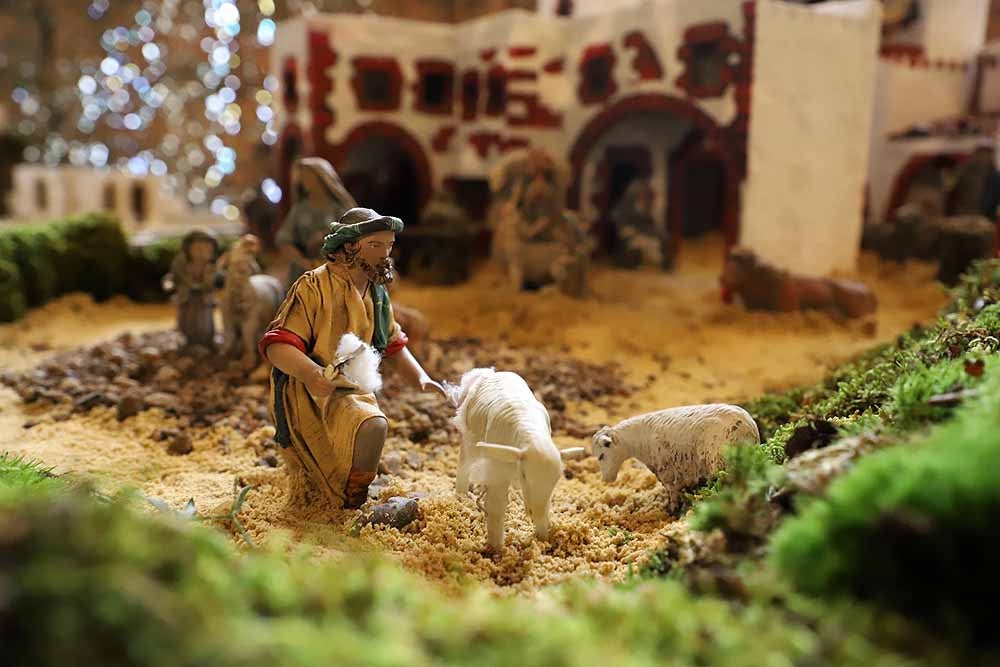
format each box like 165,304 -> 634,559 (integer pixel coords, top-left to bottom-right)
116,392 -> 145,421
73,392 -> 107,411
256,454 -> 279,468
784,419 -> 838,459
167,433 -> 194,456
360,496 -> 420,531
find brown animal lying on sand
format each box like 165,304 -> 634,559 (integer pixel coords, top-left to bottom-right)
720,247 -> 877,320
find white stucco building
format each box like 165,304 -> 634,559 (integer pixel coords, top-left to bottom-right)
270,0 -> 997,277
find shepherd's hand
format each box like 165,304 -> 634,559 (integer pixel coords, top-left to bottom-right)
419,376 -> 447,398
304,367 -> 340,398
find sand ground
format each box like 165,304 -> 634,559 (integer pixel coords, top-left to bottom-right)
0,238 -> 949,592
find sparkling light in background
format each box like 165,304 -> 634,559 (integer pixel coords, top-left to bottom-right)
7,0 -> 285,213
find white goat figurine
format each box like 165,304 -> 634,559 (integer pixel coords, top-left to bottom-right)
591,404 -> 760,507
449,368 -> 584,554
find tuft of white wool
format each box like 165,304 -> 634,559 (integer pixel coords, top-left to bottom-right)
444,366 -> 495,410
335,333 -> 382,394
594,404 -> 759,507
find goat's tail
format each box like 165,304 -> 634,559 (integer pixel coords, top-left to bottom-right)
444,367 -> 495,409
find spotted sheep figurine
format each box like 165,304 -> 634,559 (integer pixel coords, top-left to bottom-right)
591,404 -> 760,508
448,368 -> 585,554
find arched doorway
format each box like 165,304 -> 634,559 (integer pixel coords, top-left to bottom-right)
568,93 -> 738,265
331,122 -> 432,225
885,153 -> 964,221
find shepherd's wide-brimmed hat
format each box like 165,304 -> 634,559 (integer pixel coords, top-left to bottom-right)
321,207 -> 404,255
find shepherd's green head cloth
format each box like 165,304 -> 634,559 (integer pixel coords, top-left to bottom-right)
322,207 -> 404,256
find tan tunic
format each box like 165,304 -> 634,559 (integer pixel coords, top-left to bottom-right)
267,261 -> 403,507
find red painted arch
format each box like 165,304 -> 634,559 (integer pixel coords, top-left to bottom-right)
884,152 -> 966,221
567,93 -> 722,209
567,93 -> 742,259
328,121 -> 433,211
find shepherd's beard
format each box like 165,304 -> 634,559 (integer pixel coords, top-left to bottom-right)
360,257 -> 395,285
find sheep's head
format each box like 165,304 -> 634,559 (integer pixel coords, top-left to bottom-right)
591,427 -> 625,483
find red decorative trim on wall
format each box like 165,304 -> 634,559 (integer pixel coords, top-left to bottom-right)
485,65 -> 507,116
505,70 -> 563,128
508,46 -> 537,58
880,43 -> 924,59
675,21 -> 742,99
467,132 -> 529,159
461,70 -> 480,120
543,57 -> 565,74
330,121 -> 433,211
413,59 -> 455,115
350,56 -> 403,112
577,43 -> 617,105
430,125 -> 457,153
308,30 -> 337,157
480,48 -> 497,62
623,31 -> 663,80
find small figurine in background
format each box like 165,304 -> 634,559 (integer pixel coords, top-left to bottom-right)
610,179 -> 670,270
219,234 -> 285,369
162,228 -> 220,348
721,246 -> 877,320
276,157 -> 357,287
489,148 -> 592,297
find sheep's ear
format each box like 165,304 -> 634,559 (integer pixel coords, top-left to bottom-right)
593,429 -> 614,448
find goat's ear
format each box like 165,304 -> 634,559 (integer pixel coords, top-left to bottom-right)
559,447 -> 587,461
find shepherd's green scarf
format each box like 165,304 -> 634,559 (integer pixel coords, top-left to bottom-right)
371,283 -> 394,354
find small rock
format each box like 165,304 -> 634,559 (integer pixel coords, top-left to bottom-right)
360,496 -> 420,531
378,451 -> 404,476
29,341 -> 51,352
256,454 -> 279,468
167,433 -> 194,456
367,474 -> 393,501
138,347 -> 161,366
406,451 -> 424,470
156,428 -> 179,442
144,392 -> 177,410
22,419 -> 39,430
154,366 -> 182,383
58,377 -> 84,395
74,392 -> 107,411
174,357 -> 195,374
116,392 -> 144,421
17,387 -> 40,404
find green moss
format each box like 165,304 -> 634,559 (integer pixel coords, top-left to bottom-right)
0,214 -> 236,321
0,482 -> 961,667
688,445 -> 784,548
0,454 -> 61,499
771,368 -> 1000,645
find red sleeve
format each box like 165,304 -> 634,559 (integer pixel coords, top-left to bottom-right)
383,331 -> 409,357
258,327 -> 308,359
